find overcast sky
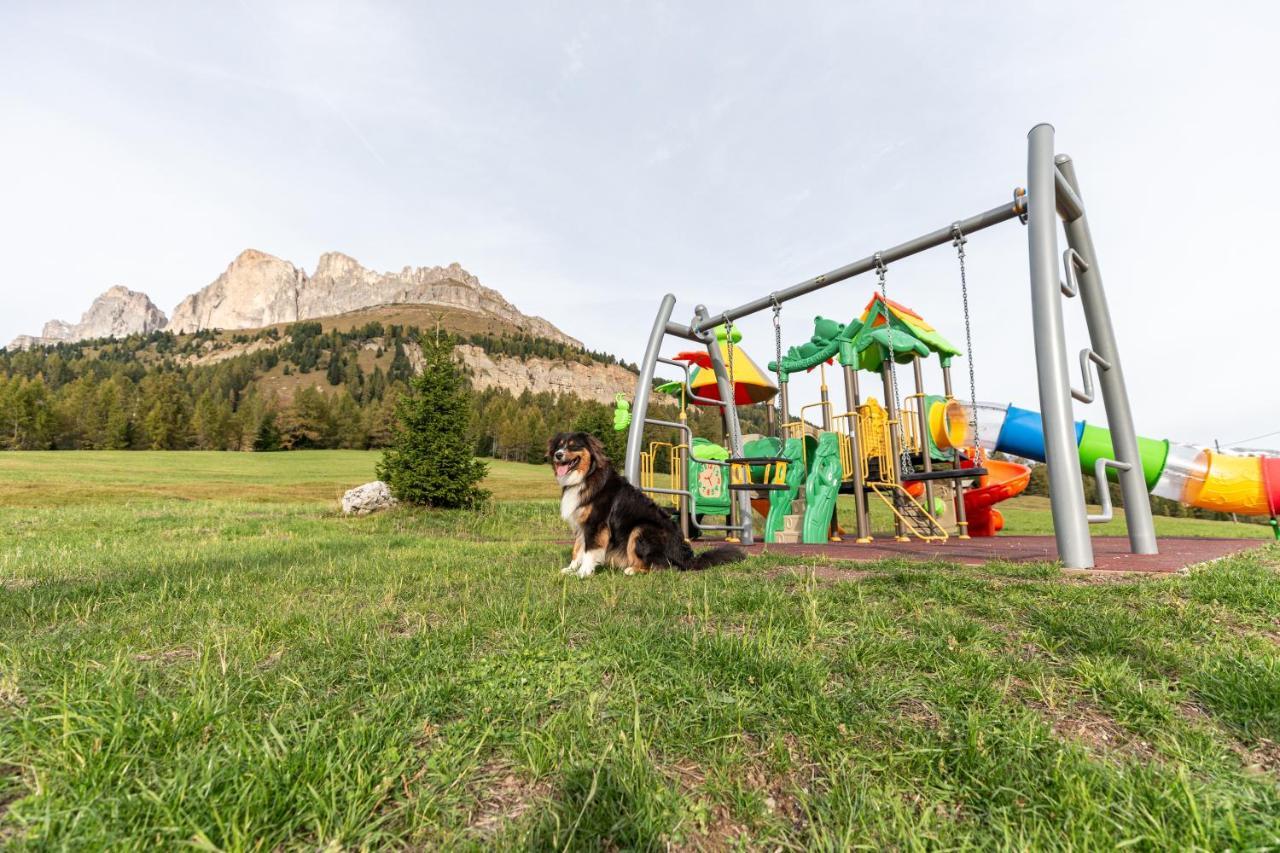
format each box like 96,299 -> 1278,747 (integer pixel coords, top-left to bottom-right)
2,1 -> 1277,448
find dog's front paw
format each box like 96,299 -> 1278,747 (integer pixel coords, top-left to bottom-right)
575,565 -> 595,579
560,565 -> 577,575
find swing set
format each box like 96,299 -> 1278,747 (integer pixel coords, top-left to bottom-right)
623,124 -> 1160,570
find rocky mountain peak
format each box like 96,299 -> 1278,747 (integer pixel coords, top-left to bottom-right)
7,287 -> 166,350
8,249 -> 582,350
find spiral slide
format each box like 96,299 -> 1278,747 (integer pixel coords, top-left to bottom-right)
947,401 -> 1280,520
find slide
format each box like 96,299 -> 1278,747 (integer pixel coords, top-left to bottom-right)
948,401 -> 1280,519
961,456 -> 1032,537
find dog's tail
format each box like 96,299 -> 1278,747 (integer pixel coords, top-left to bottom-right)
685,544 -> 747,571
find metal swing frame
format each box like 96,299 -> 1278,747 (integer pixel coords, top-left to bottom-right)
623,124 -> 1158,569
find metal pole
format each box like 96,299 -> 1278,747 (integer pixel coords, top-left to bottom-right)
625,294 -> 676,485
695,305 -> 753,544
1027,124 -> 1093,569
881,361 -> 907,541
843,363 -> 871,542
819,363 -> 832,430
942,364 -> 970,538
686,197 -> 1026,335
912,356 -> 935,514
677,409 -> 689,539
1057,154 -> 1158,555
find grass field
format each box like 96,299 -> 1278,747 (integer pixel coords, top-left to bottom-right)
2,451 -> 1278,849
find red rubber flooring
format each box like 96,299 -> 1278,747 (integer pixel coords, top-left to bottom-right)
740,536 -> 1271,573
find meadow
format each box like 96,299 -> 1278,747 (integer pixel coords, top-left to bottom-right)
1,451 -> 1277,849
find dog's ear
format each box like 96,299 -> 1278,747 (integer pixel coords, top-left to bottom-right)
583,433 -> 608,467
545,433 -> 564,460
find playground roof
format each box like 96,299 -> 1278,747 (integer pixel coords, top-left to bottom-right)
852,294 -> 961,371
660,337 -> 779,406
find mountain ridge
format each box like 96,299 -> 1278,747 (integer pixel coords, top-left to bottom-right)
7,250 -> 579,351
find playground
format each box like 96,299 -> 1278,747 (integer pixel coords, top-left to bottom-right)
620,125 -> 1278,573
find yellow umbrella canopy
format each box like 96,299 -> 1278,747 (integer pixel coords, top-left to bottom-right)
674,339 -> 779,406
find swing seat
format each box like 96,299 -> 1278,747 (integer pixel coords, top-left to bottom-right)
901,467 -> 988,483
727,456 -> 792,492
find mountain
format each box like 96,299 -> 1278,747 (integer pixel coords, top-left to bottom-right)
164,249 -> 580,347
8,286 -> 167,350
8,250 -> 579,351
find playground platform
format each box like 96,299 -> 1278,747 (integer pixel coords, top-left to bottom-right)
744,535 -> 1271,574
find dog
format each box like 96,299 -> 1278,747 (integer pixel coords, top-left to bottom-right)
547,431 -> 745,578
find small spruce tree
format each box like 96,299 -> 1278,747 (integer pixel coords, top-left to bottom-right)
377,336 -> 489,508
571,404 -> 625,469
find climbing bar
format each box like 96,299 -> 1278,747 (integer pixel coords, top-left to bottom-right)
687,194 -> 1027,335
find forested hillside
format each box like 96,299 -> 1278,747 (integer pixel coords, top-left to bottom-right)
0,319 -> 758,464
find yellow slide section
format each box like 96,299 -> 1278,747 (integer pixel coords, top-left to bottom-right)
1183,452 -> 1271,515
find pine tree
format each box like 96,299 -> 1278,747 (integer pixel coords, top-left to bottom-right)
571,403 -> 626,468
376,336 -> 488,508
326,349 -> 344,385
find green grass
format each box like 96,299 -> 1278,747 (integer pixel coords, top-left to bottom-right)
2,451 -> 1278,849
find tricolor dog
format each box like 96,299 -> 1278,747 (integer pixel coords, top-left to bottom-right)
548,431 -> 745,578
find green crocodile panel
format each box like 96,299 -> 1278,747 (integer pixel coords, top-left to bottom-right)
764,437 -> 808,543
802,433 -> 843,544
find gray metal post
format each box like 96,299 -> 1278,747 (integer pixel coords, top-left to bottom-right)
695,305 -> 753,544
912,356 -> 935,514
881,361 -> 907,541
1027,124 -> 1093,569
941,364 -> 970,538
1056,155 -> 1158,555
625,294 -> 676,485
842,364 -> 871,542
819,365 -> 832,430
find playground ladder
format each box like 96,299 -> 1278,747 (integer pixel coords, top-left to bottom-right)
868,482 -> 949,543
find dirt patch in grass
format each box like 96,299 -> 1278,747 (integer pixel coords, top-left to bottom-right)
1030,698 -> 1156,761
660,736 -> 819,850
1059,569 -> 1161,585
894,698 -> 943,730
765,564 -> 875,583
1181,701 -> 1280,777
463,762 -> 551,839
677,614 -> 750,638
0,578 -> 37,591
0,680 -> 27,710
381,613 -> 437,638
133,647 -> 199,664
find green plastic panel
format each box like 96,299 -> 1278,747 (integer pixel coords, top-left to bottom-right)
1076,423 -> 1169,490
802,433 -> 843,543
764,437 -> 808,543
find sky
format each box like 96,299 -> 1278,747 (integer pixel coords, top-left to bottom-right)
1,1 -> 1277,448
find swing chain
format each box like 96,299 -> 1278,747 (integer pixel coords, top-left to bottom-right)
951,223 -> 981,455
770,294 -> 784,437
875,253 -> 912,475
723,315 -> 736,409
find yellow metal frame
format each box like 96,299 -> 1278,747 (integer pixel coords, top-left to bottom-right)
830,412 -> 861,482
857,401 -> 893,484
641,441 -> 681,506
900,393 -> 926,456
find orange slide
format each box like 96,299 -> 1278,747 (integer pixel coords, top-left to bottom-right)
961,457 -> 1031,537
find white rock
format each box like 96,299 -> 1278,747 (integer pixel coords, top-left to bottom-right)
342,481 -> 398,515
168,249 -> 305,334
7,286 -> 167,350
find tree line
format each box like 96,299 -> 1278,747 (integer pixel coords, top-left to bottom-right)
0,322 -> 722,461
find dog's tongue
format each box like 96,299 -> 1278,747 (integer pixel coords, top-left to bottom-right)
555,462 -> 572,477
